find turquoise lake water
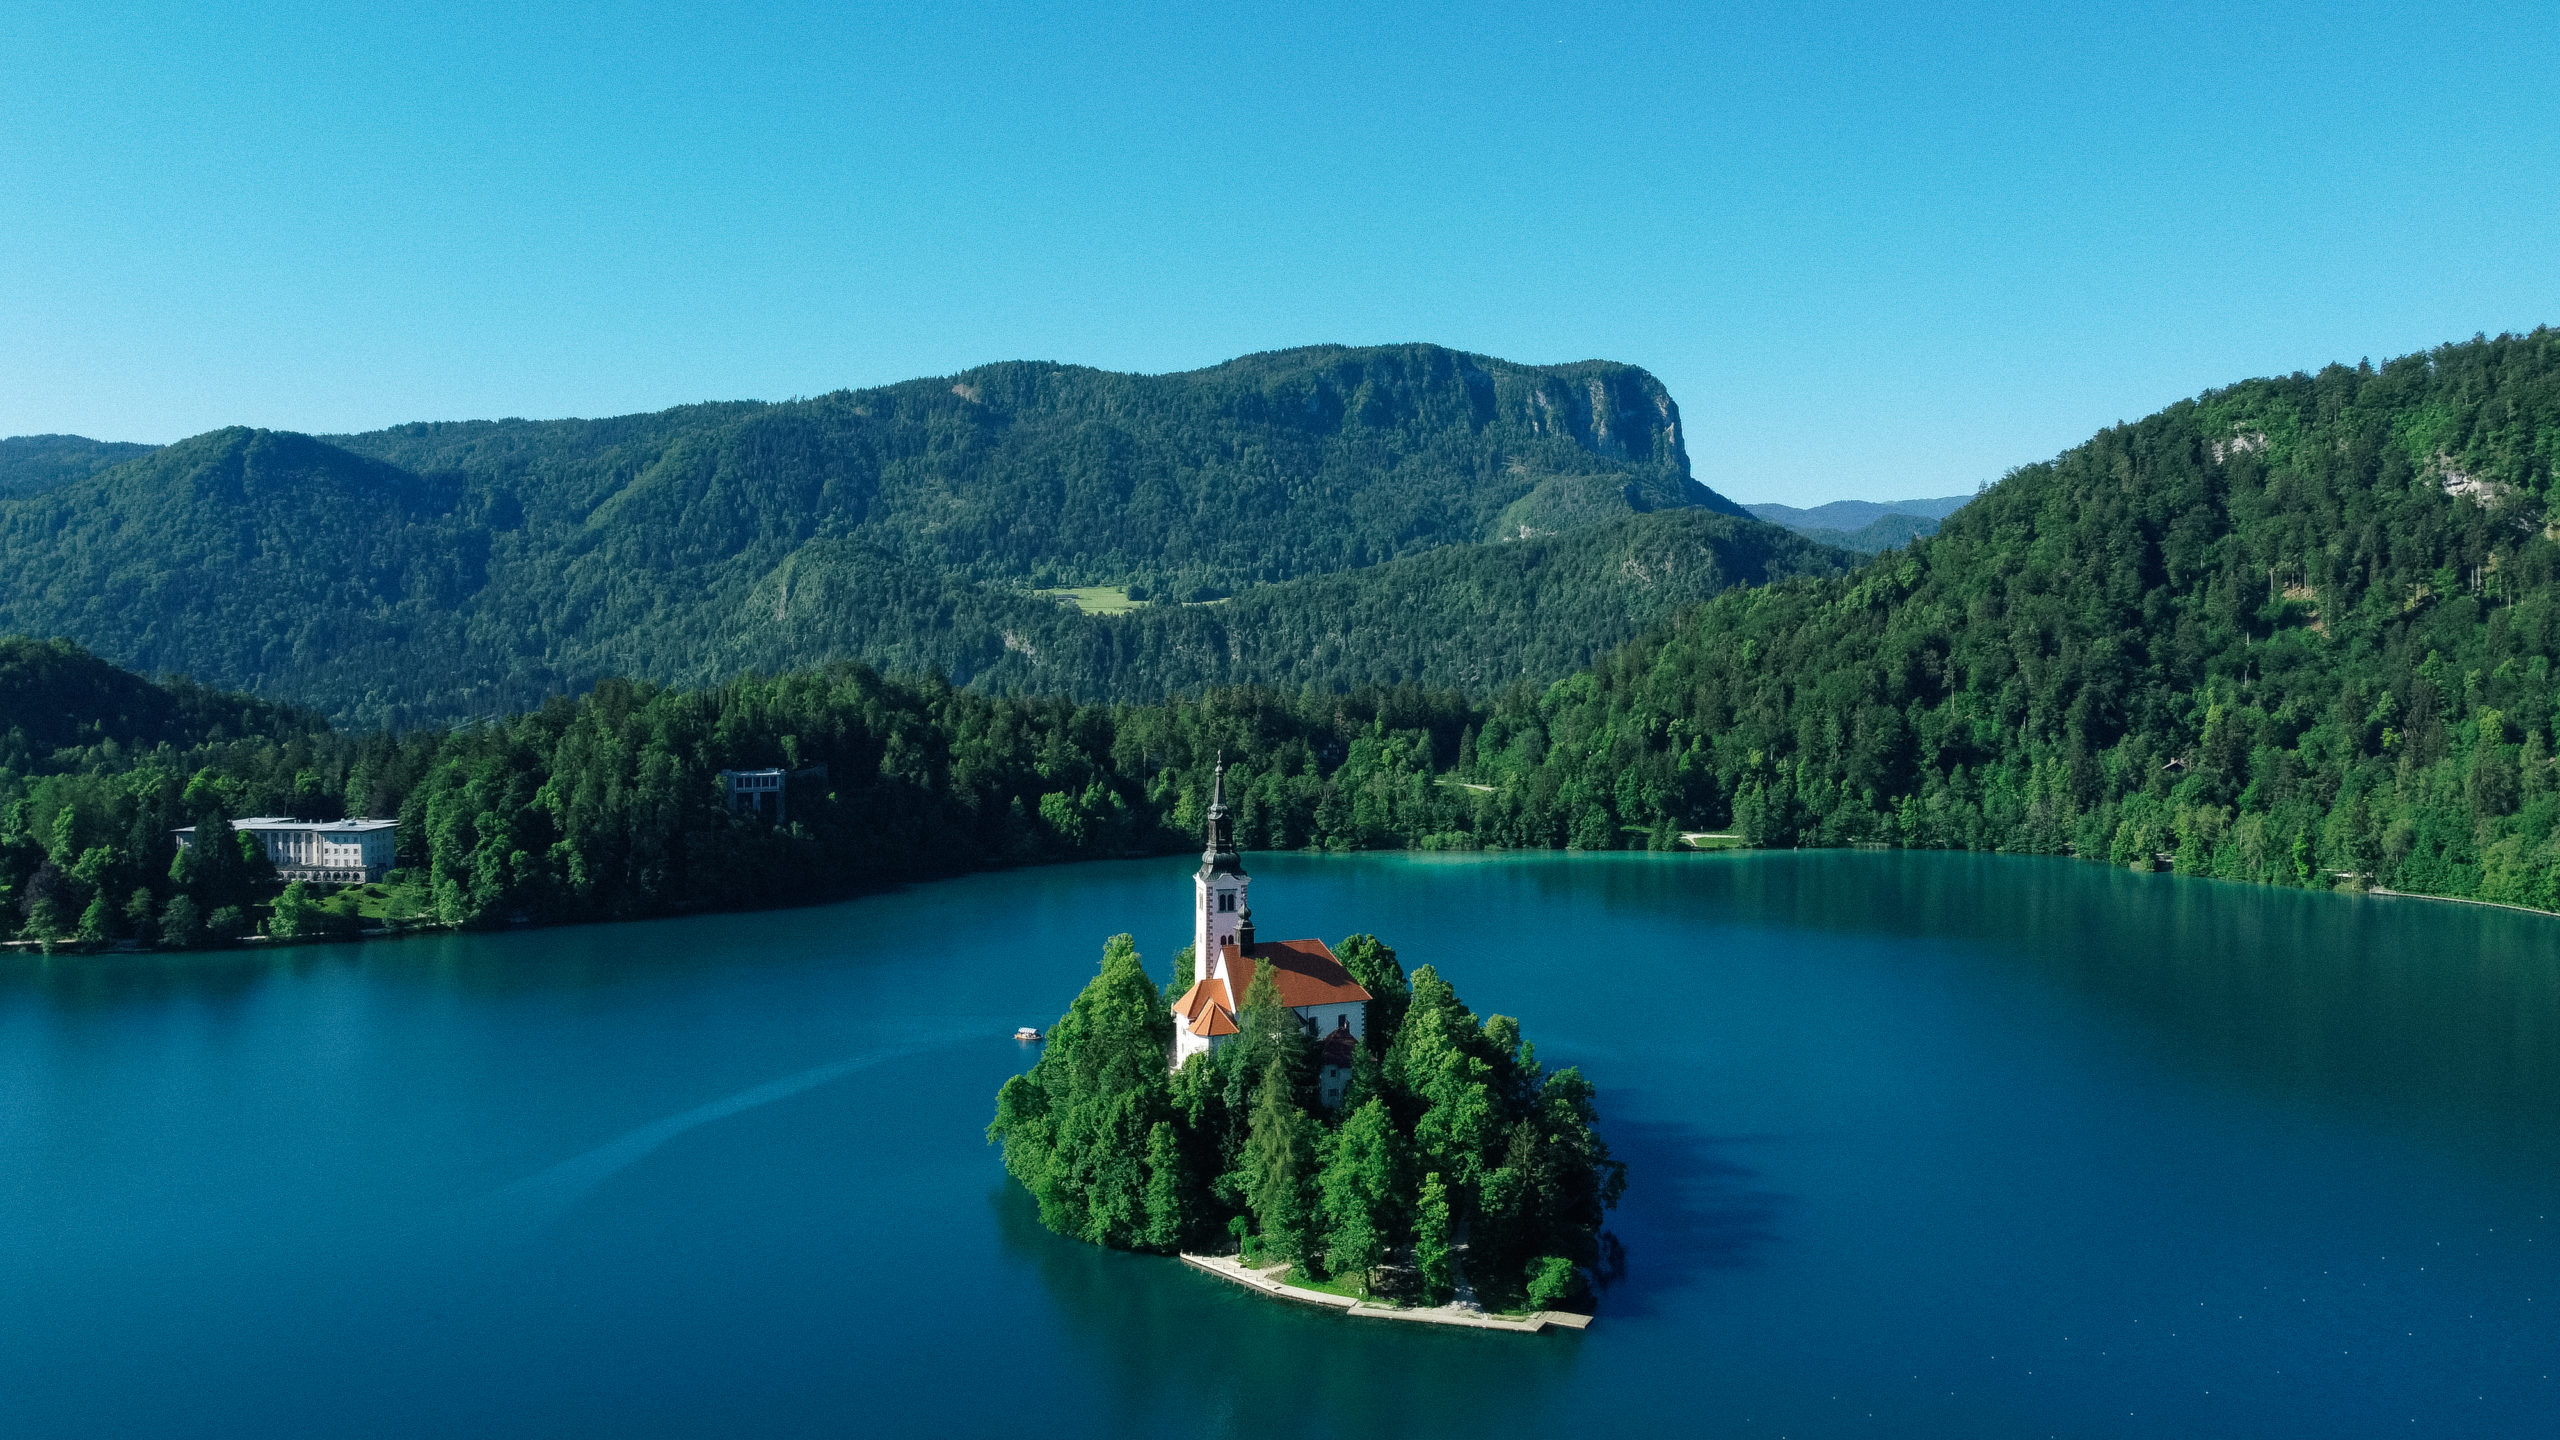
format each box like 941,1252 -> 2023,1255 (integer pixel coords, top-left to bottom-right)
4,851 -> 2557,1438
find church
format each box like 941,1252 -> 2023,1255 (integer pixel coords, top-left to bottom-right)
1167,760 -> 1371,1107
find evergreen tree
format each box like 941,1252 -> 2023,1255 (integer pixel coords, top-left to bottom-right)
157,894 -> 203,948
1386,966 -> 1506,1190
75,888 -> 113,942
1222,950 -> 1313,1114
1413,1171 -> 1456,1305
1318,1097 -> 1408,1294
1239,1058 -> 1318,1269
1525,1067 -> 1625,1268
20,861 -> 67,944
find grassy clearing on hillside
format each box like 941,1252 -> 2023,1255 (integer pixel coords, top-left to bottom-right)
1033,586 -> 1144,615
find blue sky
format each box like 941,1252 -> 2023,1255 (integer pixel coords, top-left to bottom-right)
6,1 -> 2556,503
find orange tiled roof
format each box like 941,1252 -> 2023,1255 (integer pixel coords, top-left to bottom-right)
1219,938 -> 1371,1009
1171,976 -> 1242,1038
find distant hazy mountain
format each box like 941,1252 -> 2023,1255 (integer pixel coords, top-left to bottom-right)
0,345 -> 1818,723
0,434 -> 158,498
1745,494 -> 1975,553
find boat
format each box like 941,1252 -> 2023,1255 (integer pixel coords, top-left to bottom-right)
1014,1026 -> 1043,1042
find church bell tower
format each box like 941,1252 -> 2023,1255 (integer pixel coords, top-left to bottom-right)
1193,757 -> 1249,985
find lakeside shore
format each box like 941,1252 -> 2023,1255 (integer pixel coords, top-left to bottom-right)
1177,1252 -> 1592,1335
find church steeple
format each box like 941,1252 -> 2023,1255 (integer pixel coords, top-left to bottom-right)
1192,755 -> 1249,985
1198,754 -> 1245,880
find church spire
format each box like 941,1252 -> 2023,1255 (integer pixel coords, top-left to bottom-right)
1198,753 -> 1244,880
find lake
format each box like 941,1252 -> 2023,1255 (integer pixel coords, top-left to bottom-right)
3,851 -> 2557,1438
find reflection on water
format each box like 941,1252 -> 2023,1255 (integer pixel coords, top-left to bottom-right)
1709,853 -> 2560,1171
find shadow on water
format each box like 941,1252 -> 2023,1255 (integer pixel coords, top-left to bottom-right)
990,1182 -> 1588,1440
1593,1112 -> 1791,1318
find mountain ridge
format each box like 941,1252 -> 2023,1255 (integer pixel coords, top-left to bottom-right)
0,344 -> 1801,723
0,434 -> 160,499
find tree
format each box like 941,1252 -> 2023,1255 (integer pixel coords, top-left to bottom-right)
1333,933 -> 1408,1051
158,894 -> 205,948
987,934 -> 1175,1250
1223,948 -> 1313,1114
1142,1120 -> 1190,1253
1239,1058 -> 1318,1269
122,886 -> 155,935
1525,1255 -> 1580,1310
1387,966 -> 1507,1189
76,888 -> 114,943
20,861 -> 68,946
1318,1097 -> 1408,1294
1509,1067 -> 1627,1274
1413,1171 -> 1455,1304
269,881 -> 319,939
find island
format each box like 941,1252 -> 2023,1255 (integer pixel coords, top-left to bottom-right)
990,761 -> 1627,1320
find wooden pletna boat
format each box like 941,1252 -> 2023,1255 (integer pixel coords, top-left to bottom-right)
1014,1026 -> 1043,1042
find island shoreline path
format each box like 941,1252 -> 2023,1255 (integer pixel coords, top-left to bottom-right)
1177,1253 -> 1592,1334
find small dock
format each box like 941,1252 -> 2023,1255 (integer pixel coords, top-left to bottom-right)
1177,1252 -> 1590,1334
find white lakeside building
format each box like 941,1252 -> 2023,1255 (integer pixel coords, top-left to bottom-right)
1167,761 -> 1370,1107
174,818 -> 398,885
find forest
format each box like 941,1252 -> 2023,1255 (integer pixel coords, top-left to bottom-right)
0,434 -> 156,499
0,635 -> 1634,948
0,344 -> 1776,725
719,507 -> 1843,703
987,932 -> 1623,1311
1510,329 -> 2560,907
12,329 -> 2560,952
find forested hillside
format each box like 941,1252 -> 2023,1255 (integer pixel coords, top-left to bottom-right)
0,646 -> 1506,945
0,346 -> 1790,723
1504,328 -> 2560,906
17,330 -> 2560,953
713,508 -> 1843,701
0,435 -> 157,498
0,637 -> 322,773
